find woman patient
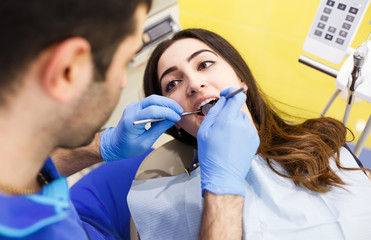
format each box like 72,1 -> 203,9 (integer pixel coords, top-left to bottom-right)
128,28 -> 371,240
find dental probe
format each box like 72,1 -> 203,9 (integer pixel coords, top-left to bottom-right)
132,110 -> 202,125
133,86 -> 248,125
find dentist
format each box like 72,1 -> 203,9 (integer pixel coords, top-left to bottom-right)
0,0 -> 256,239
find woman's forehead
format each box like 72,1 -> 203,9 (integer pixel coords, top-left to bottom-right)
161,39 -> 213,61
157,38 -> 215,73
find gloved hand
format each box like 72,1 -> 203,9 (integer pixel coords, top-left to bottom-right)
197,87 -> 260,196
100,95 -> 183,162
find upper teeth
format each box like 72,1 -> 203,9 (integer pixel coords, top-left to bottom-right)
197,98 -> 217,110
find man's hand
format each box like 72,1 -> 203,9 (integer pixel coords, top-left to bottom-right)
197,87 -> 260,196
197,87 -> 259,239
100,95 -> 183,162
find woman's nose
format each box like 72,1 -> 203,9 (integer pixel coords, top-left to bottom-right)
186,76 -> 206,95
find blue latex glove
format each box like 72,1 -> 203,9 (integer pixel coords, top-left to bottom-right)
197,87 -> 260,196
100,95 -> 183,162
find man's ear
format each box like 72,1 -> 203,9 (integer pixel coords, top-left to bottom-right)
40,37 -> 92,103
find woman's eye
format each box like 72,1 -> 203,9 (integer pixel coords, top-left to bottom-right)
165,80 -> 182,92
198,61 -> 214,71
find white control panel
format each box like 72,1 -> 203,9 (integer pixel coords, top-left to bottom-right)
303,0 -> 370,64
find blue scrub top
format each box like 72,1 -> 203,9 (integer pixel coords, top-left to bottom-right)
0,149 -> 151,240
0,158 -> 91,239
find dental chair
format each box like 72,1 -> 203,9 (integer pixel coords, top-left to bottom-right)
129,139 -> 195,240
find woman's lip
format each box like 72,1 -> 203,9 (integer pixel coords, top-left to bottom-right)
193,96 -> 219,112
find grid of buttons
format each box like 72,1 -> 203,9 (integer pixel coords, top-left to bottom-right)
315,0 -> 360,46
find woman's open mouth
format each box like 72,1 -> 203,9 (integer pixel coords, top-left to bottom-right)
196,98 -> 218,116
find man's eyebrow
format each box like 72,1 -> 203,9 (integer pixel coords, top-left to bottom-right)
186,49 -> 217,62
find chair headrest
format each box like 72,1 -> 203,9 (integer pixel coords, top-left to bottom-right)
135,139 -> 195,180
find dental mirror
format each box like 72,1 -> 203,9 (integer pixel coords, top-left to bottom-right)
198,101 -> 216,116
197,86 -> 248,116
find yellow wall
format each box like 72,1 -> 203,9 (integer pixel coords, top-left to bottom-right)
178,0 -> 371,148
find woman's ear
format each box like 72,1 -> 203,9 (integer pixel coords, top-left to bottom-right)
40,37 -> 92,103
241,81 -> 248,90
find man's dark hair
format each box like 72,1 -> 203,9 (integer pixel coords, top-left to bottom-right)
0,0 -> 151,104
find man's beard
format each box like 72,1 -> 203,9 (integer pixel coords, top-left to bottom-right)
57,69 -> 114,149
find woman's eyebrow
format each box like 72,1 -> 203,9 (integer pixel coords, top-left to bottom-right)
159,66 -> 178,83
187,49 -> 217,62
159,49 -> 217,83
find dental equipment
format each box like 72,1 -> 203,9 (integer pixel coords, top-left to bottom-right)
302,0 -> 371,64
299,1 -> 371,158
342,38 -> 369,125
300,31 -> 371,157
133,86 -> 248,125
298,55 -> 339,78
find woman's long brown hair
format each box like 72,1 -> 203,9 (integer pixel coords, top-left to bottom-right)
143,28 -> 367,193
